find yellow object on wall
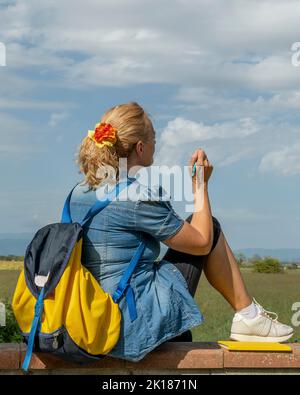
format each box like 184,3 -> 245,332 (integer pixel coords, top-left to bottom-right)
218,341 -> 292,352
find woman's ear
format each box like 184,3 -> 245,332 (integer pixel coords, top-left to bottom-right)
135,140 -> 144,156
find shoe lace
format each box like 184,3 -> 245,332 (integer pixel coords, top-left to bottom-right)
253,297 -> 278,322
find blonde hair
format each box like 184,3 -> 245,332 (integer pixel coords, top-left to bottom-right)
76,101 -> 154,189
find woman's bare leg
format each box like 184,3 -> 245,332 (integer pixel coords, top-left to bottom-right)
203,230 -> 252,311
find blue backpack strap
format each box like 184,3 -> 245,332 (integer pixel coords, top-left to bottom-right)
112,240 -> 146,322
80,179 -> 133,227
61,183 -> 79,223
22,287 -> 45,373
61,178 -> 134,225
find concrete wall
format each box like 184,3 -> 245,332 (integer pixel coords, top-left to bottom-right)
1,342 -> 300,375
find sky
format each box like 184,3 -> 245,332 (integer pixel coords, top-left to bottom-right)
0,0 -> 300,249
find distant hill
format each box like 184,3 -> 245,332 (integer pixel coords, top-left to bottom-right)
233,248 -> 300,263
0,233 -> 299,263
0,233 -> 33,256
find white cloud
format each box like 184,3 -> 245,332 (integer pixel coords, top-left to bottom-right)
66,56 -> 155,88
160,117 -> 258,146
1,0 -> 300,175
174,87 -> 300,121
259,144 -> 300,176
154,116 -> 260,167
2,0 -> 300,90
245,55 -> 300,91
154,112 -> 300,174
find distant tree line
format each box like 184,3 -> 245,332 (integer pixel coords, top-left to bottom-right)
0,255 -> 24,261
234,253 -> 300,273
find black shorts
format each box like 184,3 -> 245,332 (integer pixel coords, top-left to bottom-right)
161,215 -> 222,343
162,215 -> 222,295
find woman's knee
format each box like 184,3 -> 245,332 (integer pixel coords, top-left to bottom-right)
185,214 -> 221,230
185,214 -> 222,254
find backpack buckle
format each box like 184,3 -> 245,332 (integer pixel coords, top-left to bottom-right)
34,273 -> 49,287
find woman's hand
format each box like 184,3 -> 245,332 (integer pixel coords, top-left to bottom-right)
188,148 -> 213,185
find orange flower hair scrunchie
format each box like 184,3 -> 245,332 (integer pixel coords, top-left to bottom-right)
87,122 -> 117,148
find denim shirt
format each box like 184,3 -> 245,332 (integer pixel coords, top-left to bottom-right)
69,178 -> 204,362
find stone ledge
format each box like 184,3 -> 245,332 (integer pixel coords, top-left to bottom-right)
0,342 -> 299,374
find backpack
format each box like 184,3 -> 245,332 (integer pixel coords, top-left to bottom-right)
12,178 -> 146,372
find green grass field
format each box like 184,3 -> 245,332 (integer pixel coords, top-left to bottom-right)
0,263 -> 299,342
193,268 -> 300,341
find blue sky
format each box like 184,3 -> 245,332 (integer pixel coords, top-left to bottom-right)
0,0 -> 300,249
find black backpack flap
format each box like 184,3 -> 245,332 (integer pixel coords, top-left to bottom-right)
24,222 -> 82,298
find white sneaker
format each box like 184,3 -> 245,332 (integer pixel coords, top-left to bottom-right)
230,298 -> 294,343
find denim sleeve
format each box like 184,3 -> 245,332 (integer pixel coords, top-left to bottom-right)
134,186 -> 185,242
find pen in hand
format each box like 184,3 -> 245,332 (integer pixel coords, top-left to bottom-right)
192,163 -> 197,177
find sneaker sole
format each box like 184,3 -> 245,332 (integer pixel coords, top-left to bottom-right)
230,333 -> 294,343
